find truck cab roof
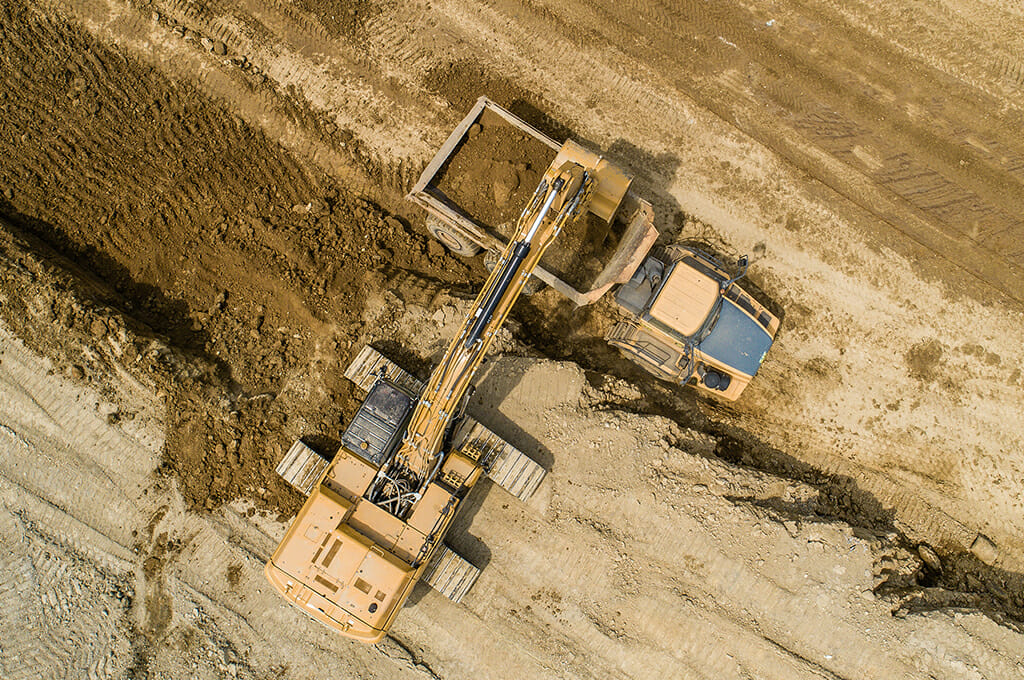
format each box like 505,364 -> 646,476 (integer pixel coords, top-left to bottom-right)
646,263 -> 720,337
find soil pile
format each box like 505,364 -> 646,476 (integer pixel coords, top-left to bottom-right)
433,109 -> 617,289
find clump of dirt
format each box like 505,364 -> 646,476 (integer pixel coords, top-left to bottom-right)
432,109 -> 618,289
905,338 -> 945,381
0,4 -> 469,515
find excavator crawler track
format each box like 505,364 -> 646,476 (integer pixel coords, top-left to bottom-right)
344,345 -> 424,394
455,419 -> 546,501
421,545 -> 480,603
275,440 -> 331,496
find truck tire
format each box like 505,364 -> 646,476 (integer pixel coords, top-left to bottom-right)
426,216 -> 482,257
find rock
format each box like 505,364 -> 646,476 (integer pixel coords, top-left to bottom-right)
68,365 -> 85,380
970,534 -> 998,565
468,123 -> 482,138
917,544 -> 942,571
492,163 -> 520,207
309,198 -> 329,217
90,318 -> 108,338
427,240 -> 445,259
210,290 -> 228,314
212,40 -> 227,56
3,187 -> 12,200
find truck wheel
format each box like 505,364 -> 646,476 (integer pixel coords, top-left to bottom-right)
426,217 -> 482,257
484,250 -> 545,295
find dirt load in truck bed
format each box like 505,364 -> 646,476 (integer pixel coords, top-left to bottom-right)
433,109 -> 626,290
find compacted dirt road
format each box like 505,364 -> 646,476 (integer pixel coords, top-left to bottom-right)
1,0 -> 1023,678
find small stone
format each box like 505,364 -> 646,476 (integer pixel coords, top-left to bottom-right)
467,123 -> 482,139
917,544 -> 942,572
90,318 -> 107,338
3,187 -> 12,200
970,534 -> 998,565
68,365 -> 85,380
212,40 -> 227,56
309,198 -> 329,217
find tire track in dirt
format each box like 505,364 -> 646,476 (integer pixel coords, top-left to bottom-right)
458,0 -> 1024,299
0,316 -> 454,680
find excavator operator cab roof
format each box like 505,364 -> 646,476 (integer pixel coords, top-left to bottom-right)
341,380 -> 417,467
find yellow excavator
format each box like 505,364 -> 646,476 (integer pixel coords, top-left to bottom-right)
264,143 -> 632,642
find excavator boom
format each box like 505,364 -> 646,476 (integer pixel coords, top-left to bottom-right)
365,162 -> 594,518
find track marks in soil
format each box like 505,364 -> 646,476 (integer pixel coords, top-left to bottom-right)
1,2 -> 472,513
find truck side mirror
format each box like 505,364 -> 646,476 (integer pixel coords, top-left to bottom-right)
722,255 -> 749,291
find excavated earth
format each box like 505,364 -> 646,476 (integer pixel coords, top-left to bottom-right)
1,0 -> 1024,678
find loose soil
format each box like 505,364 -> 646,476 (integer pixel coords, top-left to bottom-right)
433,108 -> 621,290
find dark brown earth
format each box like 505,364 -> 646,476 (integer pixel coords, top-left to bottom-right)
433,108 -> 622,289
0,2 -> 470,515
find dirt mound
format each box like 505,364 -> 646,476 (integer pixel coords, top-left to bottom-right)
291,0 -> 382,41
432,108 -> 618,289
425,60 -> 531,114
434,109 -> 554,229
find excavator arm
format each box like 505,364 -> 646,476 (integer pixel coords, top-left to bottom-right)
365,161 -> 595,519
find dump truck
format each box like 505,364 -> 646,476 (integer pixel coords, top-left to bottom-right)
410,97 -> 779,399
265,144 -> 632,642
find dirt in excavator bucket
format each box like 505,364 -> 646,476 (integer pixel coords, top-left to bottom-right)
433,109 -> 629,291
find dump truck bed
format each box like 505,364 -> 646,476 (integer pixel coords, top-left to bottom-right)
408,97 -> 656,305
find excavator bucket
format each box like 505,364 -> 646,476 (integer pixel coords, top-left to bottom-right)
550,140 -> 632,223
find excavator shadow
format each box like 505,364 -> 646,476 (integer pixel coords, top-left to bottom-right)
405,358 -> 554,608
405,479 -> 493,608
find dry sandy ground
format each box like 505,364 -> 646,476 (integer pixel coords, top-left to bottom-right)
2,0 -> 1024,678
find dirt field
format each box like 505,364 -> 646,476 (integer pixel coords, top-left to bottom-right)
2,0 -> 1023,678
